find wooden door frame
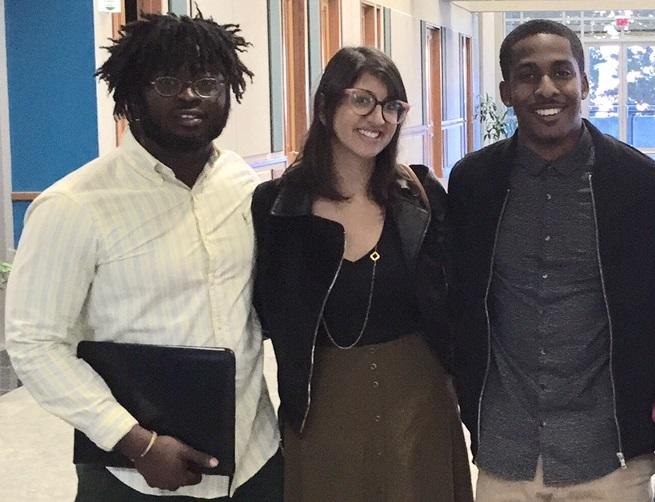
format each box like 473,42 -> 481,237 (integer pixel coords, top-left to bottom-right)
361,2 -> 383,50
320,0 -> 342,68
463,35 -> 474,153
425,26 -> 443,177
282,0 -> 308,162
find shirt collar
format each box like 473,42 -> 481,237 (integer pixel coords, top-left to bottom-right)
119,128 -> 219,185
515,124 -> 594,178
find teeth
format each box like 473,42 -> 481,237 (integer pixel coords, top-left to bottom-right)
357,128 -> 380,138
535,108 -> 561,117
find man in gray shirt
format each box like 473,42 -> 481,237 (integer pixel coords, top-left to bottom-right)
449,19 -> 655,501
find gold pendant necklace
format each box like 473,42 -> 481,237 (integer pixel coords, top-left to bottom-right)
322,247 -> 380,350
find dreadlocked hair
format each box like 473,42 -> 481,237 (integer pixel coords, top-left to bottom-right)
95,11 -> 253,119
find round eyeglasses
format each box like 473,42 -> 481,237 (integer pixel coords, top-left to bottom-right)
343,88 -> 410,124
150,76 -> 226,98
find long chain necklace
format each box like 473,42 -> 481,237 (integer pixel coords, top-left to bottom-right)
322,247 -> 381,350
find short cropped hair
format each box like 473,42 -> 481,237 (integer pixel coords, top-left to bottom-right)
499,19 -> 585,81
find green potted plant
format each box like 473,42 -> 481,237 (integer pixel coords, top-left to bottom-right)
476,93 -> 511,144
0,261 -> 11,291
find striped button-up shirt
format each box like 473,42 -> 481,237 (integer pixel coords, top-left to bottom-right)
5,130 -> 279,498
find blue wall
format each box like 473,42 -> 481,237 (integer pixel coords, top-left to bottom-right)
5,1 -> 99,244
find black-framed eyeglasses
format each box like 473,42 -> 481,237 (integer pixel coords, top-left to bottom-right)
343,88 -> 410,124
150,76 -> 226,98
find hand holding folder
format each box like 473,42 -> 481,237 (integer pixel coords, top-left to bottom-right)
74,341 -> 236,479
116,427 -> 219,490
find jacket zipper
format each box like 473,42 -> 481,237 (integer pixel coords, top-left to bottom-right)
588,173 -> 626,469
418,207 -> 431,271
299,232 -> 345,433
477,189 -> 511,447
299,197 -> 430,432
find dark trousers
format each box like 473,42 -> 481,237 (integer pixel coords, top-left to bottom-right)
75,450 -> 283,502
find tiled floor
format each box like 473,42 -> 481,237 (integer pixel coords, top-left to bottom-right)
0,385 -> 77,501
0,341 -> 477,501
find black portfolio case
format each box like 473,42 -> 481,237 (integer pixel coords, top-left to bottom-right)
74,341 -> 235,476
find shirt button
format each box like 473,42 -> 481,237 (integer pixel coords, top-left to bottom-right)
370,363 -> 377,370
540,420 -> 546,428
544,235 -> 551,241
376,450 -> 383,457
539,348 -> 546,356
546,193 -> 552,200
372,380 -> 380,388
542,273 -> 549,279
375,415 -> 382,422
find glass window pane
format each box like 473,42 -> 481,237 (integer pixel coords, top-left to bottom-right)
442,29 -> 463,121
625,17 -> 655,36
443,126 -> 464,178
589,114 -> 620,137
562,18 -> 583,36
587,45 -> 620,138
524,11 -> 564,21
505,20 -> 520,35
627,44 -> 655,148
589,10 -> 616,19
632,10 -> 655,18
588,45 -> 620,107
583,19 -> 617,38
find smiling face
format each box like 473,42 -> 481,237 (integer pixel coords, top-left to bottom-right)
500,33 -> 589,161
138,66 -> 229,153
330,72 -> 398,167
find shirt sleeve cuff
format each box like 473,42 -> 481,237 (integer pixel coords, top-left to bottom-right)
90,406 -> 139,452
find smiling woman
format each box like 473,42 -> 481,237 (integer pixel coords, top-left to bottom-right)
251,46 -> 473,502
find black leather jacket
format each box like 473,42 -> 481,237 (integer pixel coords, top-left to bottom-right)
252,164 -> 452,432
449,120 -> 655,464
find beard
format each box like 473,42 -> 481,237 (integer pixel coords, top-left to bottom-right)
136,101 -> 230,153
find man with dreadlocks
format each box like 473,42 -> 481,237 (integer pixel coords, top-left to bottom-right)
5,13 -> 282,501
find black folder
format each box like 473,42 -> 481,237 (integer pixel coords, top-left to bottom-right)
74,341 -> 235,476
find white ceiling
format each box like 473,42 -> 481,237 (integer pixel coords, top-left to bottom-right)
451,0 -> 655,13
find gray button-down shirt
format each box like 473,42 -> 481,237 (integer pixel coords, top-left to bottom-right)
476,127 -> 620,485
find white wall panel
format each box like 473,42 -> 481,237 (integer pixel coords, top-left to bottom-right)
0,0 -> 13,259
390,11 -> 423,128
93,9 -> 117,156
412,0 -> 473,36
398,134 -> 424,165
185,0 -> 273,156
341,0 -> 362,46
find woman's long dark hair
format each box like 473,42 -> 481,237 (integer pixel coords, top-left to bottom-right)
287,46 -> 408,205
